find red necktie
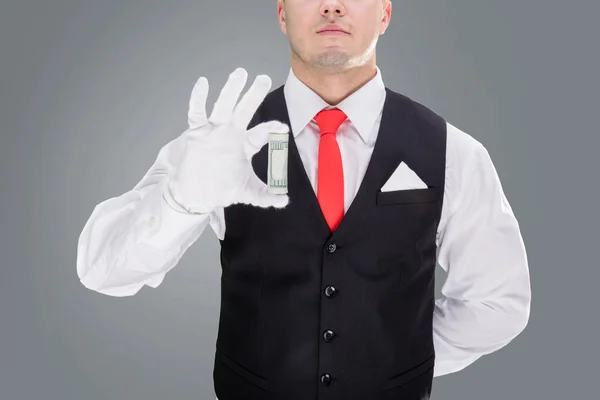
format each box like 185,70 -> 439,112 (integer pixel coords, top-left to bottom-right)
314,108 -> 347,232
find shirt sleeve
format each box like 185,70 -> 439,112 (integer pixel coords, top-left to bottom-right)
76,132 -> 224,297
432,137 -> 531,377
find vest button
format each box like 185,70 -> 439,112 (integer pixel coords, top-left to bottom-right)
323,329 -> 335,341
325,285 -> 337,297
320,373 -> 331,385
326,242 -> 337,253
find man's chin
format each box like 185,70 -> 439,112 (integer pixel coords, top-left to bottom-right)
312,52 -> 351,70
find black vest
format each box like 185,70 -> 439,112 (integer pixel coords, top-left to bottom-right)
213,85 -> 447,400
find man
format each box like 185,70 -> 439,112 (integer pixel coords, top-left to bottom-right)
77,0 -> 531,399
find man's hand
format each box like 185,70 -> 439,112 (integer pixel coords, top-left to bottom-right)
169,67 -> 290,213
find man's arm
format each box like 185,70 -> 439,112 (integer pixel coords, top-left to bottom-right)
76,132 -> 223,297
433,126 -> 531,377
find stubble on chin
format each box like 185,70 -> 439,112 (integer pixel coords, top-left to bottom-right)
312,50 -> 352,73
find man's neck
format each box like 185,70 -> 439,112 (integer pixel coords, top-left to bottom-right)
291,56 -> 378,106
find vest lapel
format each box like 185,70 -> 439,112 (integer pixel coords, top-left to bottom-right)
329,88 -> 417,241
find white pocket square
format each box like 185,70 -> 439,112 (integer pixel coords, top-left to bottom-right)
380,161 -> 427,191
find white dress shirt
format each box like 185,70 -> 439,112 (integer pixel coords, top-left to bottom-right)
77,66 -> 531,380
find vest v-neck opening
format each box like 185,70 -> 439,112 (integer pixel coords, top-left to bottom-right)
252,87 -> 419,243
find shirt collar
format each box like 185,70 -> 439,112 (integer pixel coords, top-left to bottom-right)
283,66 -> 386,144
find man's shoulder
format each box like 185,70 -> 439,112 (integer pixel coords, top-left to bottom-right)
385,87 -> 484,155
384,87 -> 447,131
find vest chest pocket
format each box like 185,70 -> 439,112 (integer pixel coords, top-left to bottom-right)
376,187 -> 439,206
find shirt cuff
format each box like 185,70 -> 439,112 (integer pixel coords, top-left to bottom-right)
135,180 -> 211,250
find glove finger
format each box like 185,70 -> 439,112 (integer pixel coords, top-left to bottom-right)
187,76 -> 209,130
244,121 -> 290,160
208,67 -> 248,125
241,173 -> 290,209
231,74 -> 272,131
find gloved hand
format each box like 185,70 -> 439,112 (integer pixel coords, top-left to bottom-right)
168,67 -> 290,214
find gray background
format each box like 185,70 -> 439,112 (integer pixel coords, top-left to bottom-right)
1,0 -> 598,399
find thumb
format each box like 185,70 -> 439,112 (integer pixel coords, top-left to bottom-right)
244,120 -> 290,160
241,173 -> 290,209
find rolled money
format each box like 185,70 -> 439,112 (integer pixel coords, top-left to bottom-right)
267,132 -> 289,194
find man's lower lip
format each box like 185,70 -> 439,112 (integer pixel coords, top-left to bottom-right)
318,31 -> 348,36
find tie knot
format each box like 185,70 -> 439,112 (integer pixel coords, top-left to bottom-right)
314,108 -> 347,136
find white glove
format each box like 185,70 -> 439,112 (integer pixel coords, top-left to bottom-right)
168,67 -> 290,214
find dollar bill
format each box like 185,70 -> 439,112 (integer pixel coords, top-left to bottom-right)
267,132 -> 289,194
